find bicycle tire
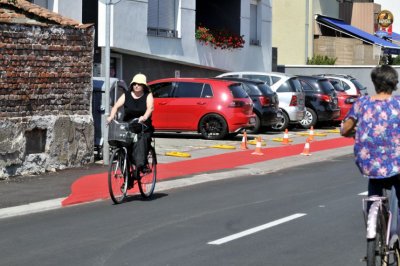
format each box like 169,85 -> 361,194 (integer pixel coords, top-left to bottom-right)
138,146 -> 157,198
108,148 -> 128,204
367,202 -> 389,266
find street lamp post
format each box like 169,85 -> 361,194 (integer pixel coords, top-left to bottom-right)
103,0 -> 111,165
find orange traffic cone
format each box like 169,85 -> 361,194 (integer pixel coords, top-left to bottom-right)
240,132 -> 248,150
300,138 -> 311,156
282,129 -> 290,145
251,137 -> 264,155
309,126 -> 314,141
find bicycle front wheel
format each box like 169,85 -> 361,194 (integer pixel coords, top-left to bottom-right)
138,147 -> 157,198
108,148 -> 128,204
366,203 -> 388,266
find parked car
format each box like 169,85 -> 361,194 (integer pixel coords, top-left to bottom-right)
216,71 -> 282,86
317,74 -> 368,96
148,78 -> 256,140
214,77 -> 281,133
325,78 -> 359,122
216,72 -> 306,131
296,75 -> 340,129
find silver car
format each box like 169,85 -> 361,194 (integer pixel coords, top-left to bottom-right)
216,72 -> 305,131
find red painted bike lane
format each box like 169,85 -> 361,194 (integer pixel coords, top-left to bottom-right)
62,137 -> 354,206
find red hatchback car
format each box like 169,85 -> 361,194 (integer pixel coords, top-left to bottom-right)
148,78 -> 256,140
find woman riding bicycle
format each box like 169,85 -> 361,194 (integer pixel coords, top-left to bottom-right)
107,73 -> 154,176
341,65 -> 400,210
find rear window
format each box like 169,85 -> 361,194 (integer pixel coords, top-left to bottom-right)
242,83 -> 262,96
228,83 -> 249,98
318,80 -> 335,94
257,84 -> 274,95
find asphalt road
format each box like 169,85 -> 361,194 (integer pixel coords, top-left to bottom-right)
0,154 -> 369,266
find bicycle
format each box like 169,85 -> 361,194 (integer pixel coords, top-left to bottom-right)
107,118 -> 157,204
363,187 -> 400,265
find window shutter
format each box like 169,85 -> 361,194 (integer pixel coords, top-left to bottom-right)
158,0 -> 175,31
250,3 -> 258,44
147,0 -> 159,29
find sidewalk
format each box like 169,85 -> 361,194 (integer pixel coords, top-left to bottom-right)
0,128 -> 354,218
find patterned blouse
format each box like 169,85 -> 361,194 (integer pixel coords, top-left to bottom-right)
345,95 -> 400,179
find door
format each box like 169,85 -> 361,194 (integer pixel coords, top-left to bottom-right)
150,82 -> 175,129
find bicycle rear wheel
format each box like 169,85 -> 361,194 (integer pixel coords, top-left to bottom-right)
138,147 -> 157,198
367,202 -> 389,266
108,148 -> 128,204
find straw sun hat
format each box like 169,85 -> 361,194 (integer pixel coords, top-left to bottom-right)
129,73 -> 149,90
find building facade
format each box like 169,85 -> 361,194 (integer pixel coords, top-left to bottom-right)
29,0 -> 273,84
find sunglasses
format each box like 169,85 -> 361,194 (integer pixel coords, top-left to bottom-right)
131,83 -> 143,87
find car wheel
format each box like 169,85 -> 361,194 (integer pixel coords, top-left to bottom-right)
199,114 -> 228,140
300,108 -> 317,129
271,111 -> 289,132
247,114 -> 261,134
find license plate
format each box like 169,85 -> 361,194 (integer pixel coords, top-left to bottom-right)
249,117 -> 256,125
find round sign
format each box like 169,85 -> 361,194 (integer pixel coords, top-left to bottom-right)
377,10 -> 394,28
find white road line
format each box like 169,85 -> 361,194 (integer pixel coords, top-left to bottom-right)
0,198 -> 64,219
208,213 -> 307,245
359,191 -> 368,196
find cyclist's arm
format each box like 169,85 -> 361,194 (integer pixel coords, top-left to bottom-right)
139,93 -> 154,123
340,117 -> 356,137
107,94 -> 126,124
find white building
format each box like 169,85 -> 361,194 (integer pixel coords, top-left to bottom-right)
27,0 -> 273,82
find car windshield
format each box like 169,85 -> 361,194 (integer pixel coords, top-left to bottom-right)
229,83 -> 249,98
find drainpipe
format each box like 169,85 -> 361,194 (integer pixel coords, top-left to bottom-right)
103,0 -> 111,165
305,0 -> 309,63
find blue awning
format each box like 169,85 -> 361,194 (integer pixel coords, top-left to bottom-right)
316,15 -> 400,54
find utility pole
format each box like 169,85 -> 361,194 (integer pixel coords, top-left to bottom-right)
103,0 -> 111,165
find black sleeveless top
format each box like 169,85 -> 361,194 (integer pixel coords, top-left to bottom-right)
123,90 -> 153,130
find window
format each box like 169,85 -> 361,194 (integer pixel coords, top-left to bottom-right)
174,82 -> 203,98
229,84 -> 249,99
300,80 -> 314,92
201,84 -> 213,98
277,81 -> 291,93
250,0 -> 260,46
148,0 -> 179,38
243,74 -> 268,83
150,82 -> 174,98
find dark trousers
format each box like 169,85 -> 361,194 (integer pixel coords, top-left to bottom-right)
368,174 -> 400,209
129,131 -> 152,170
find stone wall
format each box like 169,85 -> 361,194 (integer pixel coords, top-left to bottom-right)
0,22 -> 95,179
314,36 -> 381,65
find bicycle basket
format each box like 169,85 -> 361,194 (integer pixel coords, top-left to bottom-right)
108,121 -> 136,146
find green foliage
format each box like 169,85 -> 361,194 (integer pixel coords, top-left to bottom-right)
390,55 -> 400,65
307,55 -> 337,65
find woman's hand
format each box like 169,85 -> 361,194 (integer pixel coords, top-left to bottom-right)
106,116 -> 113,125
138,116 -> 147,123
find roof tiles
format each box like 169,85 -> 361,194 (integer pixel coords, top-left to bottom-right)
0,0 -> 92,28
